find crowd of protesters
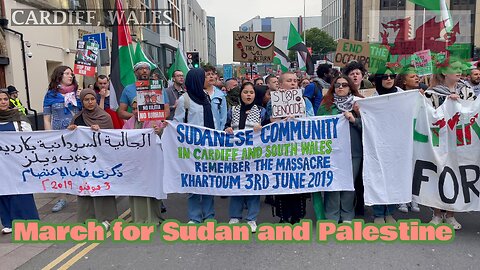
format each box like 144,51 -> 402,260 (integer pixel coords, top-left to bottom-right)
0,57 -> 478,234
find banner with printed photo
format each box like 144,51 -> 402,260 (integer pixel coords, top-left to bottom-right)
0,128 -> 166,199
357,91 -> 421,205
162,117 -> 354,195
136,80 -> 166,121
412,98 -> 480,212
74,40 -> 99,77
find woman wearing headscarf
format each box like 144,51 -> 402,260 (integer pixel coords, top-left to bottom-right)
123,98 -> 166,223
67,89 -> 118,229
225,82 -> 267,232
0,89 -> 39,234
371,67 -> 403,224
174,68 -> 216,223
43,65 -> 82,213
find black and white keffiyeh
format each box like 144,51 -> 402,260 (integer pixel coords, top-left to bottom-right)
333,94 -> 354,112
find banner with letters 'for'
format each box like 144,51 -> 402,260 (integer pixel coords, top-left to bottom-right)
162,117 -> 354,195
412,97 -> 480,212
0,127 -> 166,199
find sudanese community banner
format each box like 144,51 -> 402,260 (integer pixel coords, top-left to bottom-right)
162,117 -> 354,195
412,98 -> 480,212
0,128 -> 166,199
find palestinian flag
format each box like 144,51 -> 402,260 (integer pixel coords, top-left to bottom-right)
110,0 -> 136,104
408,0 -> 452,31
273,46 -> 289,72
134,42 -> 157,70
167,46 -> 190,80
287,22 -> 314,75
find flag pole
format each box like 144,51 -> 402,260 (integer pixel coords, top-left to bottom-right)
422,8 -> 426,50
303,0 -> 306,43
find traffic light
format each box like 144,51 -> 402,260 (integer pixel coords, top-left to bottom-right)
186,51 -> 200,68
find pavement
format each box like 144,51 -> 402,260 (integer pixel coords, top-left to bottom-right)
1,194 -> 480,270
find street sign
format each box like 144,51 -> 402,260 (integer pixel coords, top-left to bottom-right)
82,32 -> 107,50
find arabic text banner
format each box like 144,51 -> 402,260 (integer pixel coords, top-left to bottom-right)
162,117 -> 354,195
0,127 -> 166,199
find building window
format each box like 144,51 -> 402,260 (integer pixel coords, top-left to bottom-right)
380,0 -> 406,10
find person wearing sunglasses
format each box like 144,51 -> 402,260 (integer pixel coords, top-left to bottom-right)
373,68 -> 404,96
314,75 -> 364,223
370,67 -> 404,224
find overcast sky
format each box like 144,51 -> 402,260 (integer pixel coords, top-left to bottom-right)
196,0 -> 322,65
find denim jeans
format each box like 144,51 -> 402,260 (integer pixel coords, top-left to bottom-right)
323,157 -> 361,222
373,204 -> 396,218
187,194 -> 215,223
229,195 -> 260,221
324,191 -> 355,222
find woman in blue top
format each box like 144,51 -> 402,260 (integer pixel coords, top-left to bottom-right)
43,65 -> 81,213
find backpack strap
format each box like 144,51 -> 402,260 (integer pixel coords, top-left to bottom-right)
312,81 -> 322,99
183,94 -> 190,123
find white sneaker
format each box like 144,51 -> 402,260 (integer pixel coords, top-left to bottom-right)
187,220 -> 196,224
445,216 -> 462,230
1,227 -> 12,234
430,215 -> 443,225
374,217 -> 385,224
410,201 -> 420,212
247,220 -> 257,233
398,204 -> 408,213
102,221 -> 110,231
228,218 -> 240,224
385,215 -> 396,224
343,220 -> 352,224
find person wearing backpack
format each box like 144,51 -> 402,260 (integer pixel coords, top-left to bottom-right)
304,64 -> 333,114
203,65 -> 227,130
173,68 -> 226,223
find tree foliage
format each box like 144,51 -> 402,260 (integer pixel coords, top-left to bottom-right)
304,28 -> 337,55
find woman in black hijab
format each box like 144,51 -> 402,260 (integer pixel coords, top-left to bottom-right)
374,67 -> 403,96
173,68 -> 216,223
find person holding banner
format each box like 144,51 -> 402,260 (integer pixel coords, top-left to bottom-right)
315,75 -> 364,223
0,89 -> 39,234
371,67 -> 404,224
68,89 -> 118,229
224,82 -> 267,232
173,68 -> 217,223
427,58 -> 476,109
394,66 -> 428,93
271,72 -> 313,224
43,65 -> 82,213
123,98 -> 166,223
425,58 -> 477,230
